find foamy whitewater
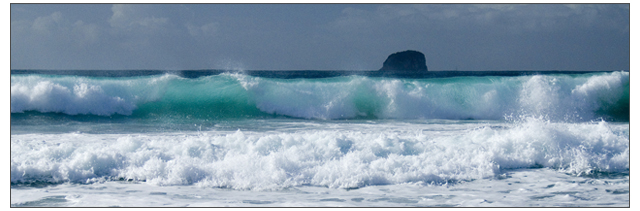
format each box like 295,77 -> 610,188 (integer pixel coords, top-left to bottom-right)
10,70 -> 629,207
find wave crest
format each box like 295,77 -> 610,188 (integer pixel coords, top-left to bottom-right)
11,71 -> 629,121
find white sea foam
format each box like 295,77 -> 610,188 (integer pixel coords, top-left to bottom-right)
11,118 -> 628,190
11,72 -> 629,121
233,71 -> 628,121
11,167 -> 631,207
10,71 -> 630,207
10,74 -> 174,116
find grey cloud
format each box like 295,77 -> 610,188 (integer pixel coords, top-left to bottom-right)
186,22 -> 220,37
334,4 -> 628,33
321,4 -> 629,70
31,11 -> 63,32
109,4 -> 168,29
11,11 -> 104,69
10,4 -> 629,71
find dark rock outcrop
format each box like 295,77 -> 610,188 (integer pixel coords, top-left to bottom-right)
379,50 -> 428,71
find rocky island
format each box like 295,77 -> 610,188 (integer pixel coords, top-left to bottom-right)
380,50 -> 428,71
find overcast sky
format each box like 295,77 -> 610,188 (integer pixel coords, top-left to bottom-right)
10,4 -> 630,71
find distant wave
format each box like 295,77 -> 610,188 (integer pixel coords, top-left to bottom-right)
10,71 -> 629,121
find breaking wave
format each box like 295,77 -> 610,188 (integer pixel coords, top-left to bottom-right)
10,71 -> 629,121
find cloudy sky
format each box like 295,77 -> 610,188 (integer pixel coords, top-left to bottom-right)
10,3 -> 630,71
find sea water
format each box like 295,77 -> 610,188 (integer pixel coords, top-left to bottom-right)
10,70 -> 629,207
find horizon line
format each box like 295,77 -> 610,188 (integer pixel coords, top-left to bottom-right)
9,69 -> 629,72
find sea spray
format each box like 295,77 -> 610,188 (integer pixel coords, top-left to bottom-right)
10,70 -> 630,207
10,74 -> 173,116
11,71 -> 629,122
11,117 -> 628,190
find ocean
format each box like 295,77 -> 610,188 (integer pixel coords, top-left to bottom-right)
10,70 -> 629,207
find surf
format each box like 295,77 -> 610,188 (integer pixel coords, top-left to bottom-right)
10,71 -> 630,122
10,117 -> 629,189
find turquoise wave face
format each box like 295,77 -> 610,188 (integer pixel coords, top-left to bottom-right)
131,75 -> 268,119
10,71 -> 630,122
